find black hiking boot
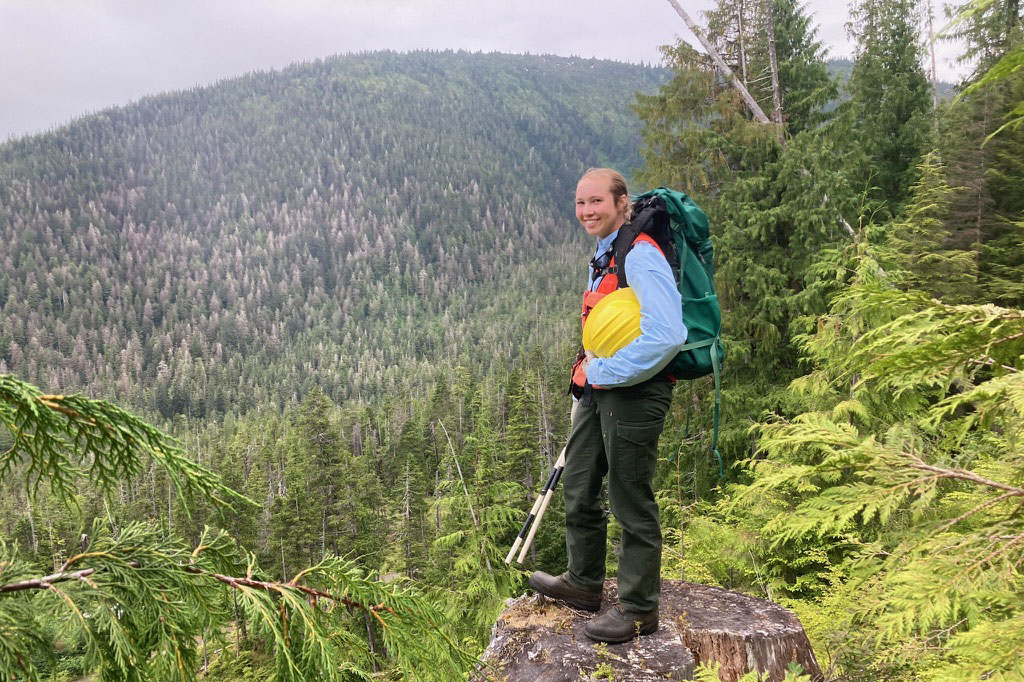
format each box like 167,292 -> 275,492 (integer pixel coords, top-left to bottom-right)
528,571 -> 602,612
583,605 -> 659,644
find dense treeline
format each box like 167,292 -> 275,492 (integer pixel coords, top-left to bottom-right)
0,51 -> 665,419
2,1 -> 1023,678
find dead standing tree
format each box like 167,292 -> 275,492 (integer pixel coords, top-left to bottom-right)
664,0 -> 774,126
663,0 -> 856,236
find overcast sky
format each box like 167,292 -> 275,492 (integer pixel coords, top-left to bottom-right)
0,0 -> 968,142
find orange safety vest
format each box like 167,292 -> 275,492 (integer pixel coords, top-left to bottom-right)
572,232 -> 666,388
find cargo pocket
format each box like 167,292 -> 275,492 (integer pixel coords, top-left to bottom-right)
615,419 -> 664,482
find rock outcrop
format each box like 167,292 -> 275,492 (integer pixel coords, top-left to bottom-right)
475,579 -> 822,682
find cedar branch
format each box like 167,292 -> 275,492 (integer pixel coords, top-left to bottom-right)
906,458 -> 1024,497
936,491 -> 1019,533
1,560 -> 392,618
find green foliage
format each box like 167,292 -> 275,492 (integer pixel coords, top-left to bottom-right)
0,374 -> 239,509
980,217 -> 1024,306
0,52 -> 665,421
0,375 -> 476,681
736,257 -> 1024,678
963,45 -> 1024,140
941,0 -> 1024,308
882,151 -> 979,302
636,11 -> 1024,666
772,0 -> 839,135
634,0 -> 853,492
693,661 -> 811,681
200,649 -> 269,682
2,27 -> 1023,682
844,0 -> 932,211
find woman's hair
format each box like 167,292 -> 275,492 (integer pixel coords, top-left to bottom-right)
581,167 -> 633,221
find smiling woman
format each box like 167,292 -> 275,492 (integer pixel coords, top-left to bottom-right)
529,167 -> 686,644
575,167 -> 632,239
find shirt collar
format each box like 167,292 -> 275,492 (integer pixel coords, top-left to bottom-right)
594,229 -> 618,257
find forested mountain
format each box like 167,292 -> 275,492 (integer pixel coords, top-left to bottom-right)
0,50 -> 666,419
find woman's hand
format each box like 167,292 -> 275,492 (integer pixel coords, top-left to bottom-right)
582,350 -> 597,374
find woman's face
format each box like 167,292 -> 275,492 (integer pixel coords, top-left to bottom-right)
575,175 -> 626,239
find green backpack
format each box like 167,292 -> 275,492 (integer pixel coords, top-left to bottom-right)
610,187 -> 725,471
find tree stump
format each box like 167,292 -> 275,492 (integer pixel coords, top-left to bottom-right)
476,579 -> 822,682
664,581 -> 822,681
476,591 -> 695,681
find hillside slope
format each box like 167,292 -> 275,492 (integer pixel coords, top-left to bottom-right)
0,50 -> 667,417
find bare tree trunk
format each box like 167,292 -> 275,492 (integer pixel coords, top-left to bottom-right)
537,372 -> 553,471
25,493 -> 38,554
765,0 -> 785,134
737,0 -> 749,85
927,0 -> 939,111
167,478 -> 173,536
364,611 -> 382,673
435,469 -> 442,531
48,520 -> 58,571
403,461 -> 412,573
664,0 -> 771,123
437,420 -> 493,575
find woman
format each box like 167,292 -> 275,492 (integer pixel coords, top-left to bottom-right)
529,168 -> 686,644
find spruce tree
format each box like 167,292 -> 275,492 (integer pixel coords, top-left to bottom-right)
944,0 -> 1024,306
395,412 -> 431,578
636,0 -> 854,481
883,151 -> 979,302
771,0 -> 837,135
845,0 -> 932,211
428,414 -> 521,644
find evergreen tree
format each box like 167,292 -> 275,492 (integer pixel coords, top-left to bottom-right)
395,412 -> 431,578
944,0 -> 1024,305
635,0 -> 854,480
294,388 -> 344,560
0,52 -> 663,419
732,247 -> 1024,678
771,0 -> 837,135
428,414 -> 521,644
845,0 -> 932,211
884,151 -> 978,302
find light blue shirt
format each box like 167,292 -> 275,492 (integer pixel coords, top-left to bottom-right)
586,230 -> 687,387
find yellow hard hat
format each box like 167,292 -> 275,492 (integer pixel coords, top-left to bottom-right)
583,287 -> 642,358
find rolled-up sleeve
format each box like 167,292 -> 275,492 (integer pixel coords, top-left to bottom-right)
586,241 -> 687,387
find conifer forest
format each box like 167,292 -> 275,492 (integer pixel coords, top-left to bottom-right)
1,0 -> 1023,678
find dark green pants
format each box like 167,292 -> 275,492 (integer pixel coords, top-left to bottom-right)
563,379 -> 673,612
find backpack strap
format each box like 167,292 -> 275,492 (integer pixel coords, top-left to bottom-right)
607,224 -> 641,287
676,338 -> 723,476
609,196 -> 674,287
